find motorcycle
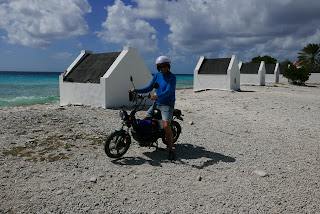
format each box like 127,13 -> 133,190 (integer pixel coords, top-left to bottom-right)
104,77 -> 183,158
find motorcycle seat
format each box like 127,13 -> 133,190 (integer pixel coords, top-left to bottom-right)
152,108 -> 182,120
173,109 -> 182,117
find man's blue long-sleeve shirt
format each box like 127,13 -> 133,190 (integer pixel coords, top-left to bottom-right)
137,72 -> 176,105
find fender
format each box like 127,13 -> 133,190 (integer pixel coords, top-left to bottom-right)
114,129 -> 126,134
115,129 -> 131,141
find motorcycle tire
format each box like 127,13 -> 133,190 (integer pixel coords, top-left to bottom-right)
162,121 -> 181,145
104,131 -> 131,158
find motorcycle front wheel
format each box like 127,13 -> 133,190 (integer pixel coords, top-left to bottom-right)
162,121 -> 181,145
104,131 -> 131,158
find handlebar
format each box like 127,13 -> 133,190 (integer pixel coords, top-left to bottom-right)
129,80 -> 158,102
129,90 -> 150,102
128,90 -> 152,114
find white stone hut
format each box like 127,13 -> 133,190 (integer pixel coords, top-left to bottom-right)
307,72 -> 320,83
238,61 -> 266,86
193,55 -> 240,91
265,63 -> 280,83
59,46 -> 152,108
279,64 -> 289,83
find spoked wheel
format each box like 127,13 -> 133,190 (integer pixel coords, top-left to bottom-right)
162,121 -> 182,145
104,131 -> 131,158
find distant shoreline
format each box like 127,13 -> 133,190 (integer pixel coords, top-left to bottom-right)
1,71 -> 195,75
0,72 -> 193,108
0,71 -> 62,74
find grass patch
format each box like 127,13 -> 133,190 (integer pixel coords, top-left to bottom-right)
25,157 -> 39,162
64,143 -> 71,150
3,132 -> 108,162
47,153 -> 68,162
3,146 -> 34,157
3,135 -> 68,162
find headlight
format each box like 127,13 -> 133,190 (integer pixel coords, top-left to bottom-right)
119,110 -> 128,120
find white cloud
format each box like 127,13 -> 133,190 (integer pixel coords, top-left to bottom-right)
97,0 -> 320,62
0,0 -> 91,48
51,52 -> 73,59
163,0 -> 320,60
97,0 -> 158,53
132,0 -> 166,19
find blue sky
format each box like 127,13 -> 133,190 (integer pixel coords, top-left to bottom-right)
0,0 -> 320,74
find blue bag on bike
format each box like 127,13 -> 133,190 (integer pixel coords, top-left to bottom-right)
136,119 -> 157,133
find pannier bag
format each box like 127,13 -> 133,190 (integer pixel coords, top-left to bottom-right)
136,119 -> 158,133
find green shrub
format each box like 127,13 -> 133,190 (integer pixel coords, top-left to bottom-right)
250,55 -> 277,64
283,65 -> 311,85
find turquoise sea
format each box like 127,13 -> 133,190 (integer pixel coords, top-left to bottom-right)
0,72 -> 193,108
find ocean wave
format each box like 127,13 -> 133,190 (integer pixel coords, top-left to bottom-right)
0,96 -> 59,108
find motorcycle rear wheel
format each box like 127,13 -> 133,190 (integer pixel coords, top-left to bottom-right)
162,121 -> 181,145
105,131 -> 131,158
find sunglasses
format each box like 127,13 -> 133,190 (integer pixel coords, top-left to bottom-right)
158,65 -> 168,69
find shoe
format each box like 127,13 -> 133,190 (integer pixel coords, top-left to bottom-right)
168,150 -> 176,160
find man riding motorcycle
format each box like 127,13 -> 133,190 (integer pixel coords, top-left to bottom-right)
131,56 -> 177,160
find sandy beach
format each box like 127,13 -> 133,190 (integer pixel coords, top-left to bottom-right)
1,83 -> 319,213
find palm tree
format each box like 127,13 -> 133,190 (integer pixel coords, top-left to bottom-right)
298,44 -> 320,73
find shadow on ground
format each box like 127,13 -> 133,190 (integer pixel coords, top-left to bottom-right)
304,84 -> 318,88
111,143 -> 236,169
238,89 -> 256,93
